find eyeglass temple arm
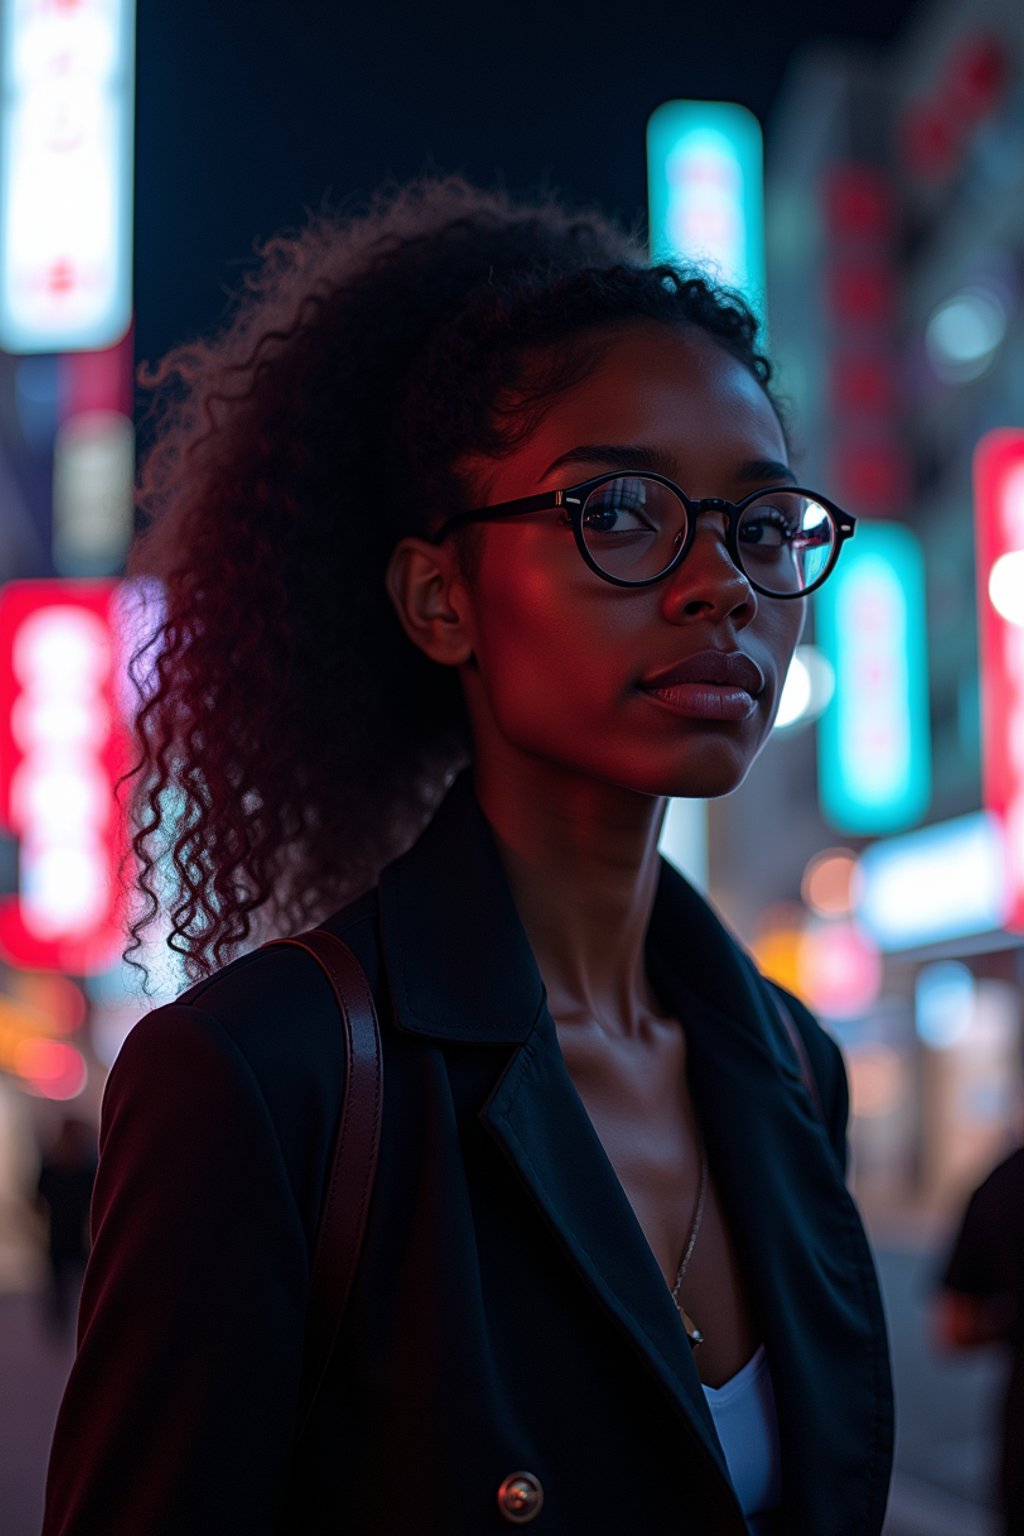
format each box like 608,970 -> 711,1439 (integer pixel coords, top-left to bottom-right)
431,489 -> 563,543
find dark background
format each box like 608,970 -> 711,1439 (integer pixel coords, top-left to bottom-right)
135,0 -> 922,369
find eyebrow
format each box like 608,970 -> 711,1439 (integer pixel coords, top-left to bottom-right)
540,443 -> 798,486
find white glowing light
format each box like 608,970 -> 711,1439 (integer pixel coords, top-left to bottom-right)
658,795 -> 708,892
915,961 -> 974,1049
10,693 -> 110,752
10,763 -> 110,835
925,288 -> 1007,383
774,645 -> 835,730
23,841 -> 109,935
855,811 -> 1006,950
988,550 -> 1024,626
775,653 -> 811,728
12,606 -> 110,688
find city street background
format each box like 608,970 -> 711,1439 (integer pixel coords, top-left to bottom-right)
4,0 -> 1024,1529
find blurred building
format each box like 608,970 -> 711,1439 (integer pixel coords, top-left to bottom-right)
712,0 -> 1024,1237
0,1 -> 141,1285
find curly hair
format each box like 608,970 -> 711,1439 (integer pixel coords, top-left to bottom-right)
122,173 -> 778,991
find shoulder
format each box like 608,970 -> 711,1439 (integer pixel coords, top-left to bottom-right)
114,889 -> 383,1144
172,887 -> 380,1058
964,1146 -> 1024,1220
178,886 -> 380,1014
983,1145 -> 1024,1191
102,889 -> 386,1244
764,978 -> 851,1170
939,1155 -> 1023,1295
766,981 -> 846,1089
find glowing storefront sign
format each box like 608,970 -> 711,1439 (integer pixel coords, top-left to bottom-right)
975,429 -> 1024,929
854,811 -> 1006,951
0,0 -> 135,352
816,521 -> 930,833
0,580 -> 132,972
647,99 -> 765,321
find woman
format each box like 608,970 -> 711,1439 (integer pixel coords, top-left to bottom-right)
43,176 -> 893,1534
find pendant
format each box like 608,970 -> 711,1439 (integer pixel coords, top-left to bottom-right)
679,1305 -> 704,1350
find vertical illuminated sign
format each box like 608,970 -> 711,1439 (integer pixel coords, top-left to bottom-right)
0,580 -> 133,972
647,104 -> 764,882
975,429 -> 1024,929
816,521 -> 931,833
647,99 -> 765,321
0,0 -> 135,352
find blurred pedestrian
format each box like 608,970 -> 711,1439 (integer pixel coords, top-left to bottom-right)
935,1146 -> 1024,1536
43,175 -> 893,1534
34,1115 -> 97,1340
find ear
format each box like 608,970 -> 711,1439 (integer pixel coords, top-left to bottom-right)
385,536 -> 476,667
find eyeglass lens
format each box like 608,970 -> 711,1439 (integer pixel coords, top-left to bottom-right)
579,475 -> 836,593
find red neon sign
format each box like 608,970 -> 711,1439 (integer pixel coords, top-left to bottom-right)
0,580 -> 133,972
975,430 -> 1024,930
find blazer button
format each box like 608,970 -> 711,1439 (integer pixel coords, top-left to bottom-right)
496,1470 -> 544,1524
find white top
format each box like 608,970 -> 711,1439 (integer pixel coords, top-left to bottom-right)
701,1344 -> 782,1533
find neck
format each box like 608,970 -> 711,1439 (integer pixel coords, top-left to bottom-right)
471,756 -> 669,1038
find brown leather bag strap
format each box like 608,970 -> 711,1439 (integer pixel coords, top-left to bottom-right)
262,928 -> 383,1441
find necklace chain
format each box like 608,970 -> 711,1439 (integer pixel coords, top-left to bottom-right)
669,1131 -> 708,1344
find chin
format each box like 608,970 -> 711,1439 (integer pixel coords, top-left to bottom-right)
660,735 -> 765,800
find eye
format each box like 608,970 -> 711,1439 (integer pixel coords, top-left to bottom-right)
737,492 -> 835,556
581,481 -> 658,536
738,505 -> 801,548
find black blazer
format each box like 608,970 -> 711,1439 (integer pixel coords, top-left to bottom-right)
43,771 -> 894,1535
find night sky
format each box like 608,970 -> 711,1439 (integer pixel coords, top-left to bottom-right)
135,0 -> 922,369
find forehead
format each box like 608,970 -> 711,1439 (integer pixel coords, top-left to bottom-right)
472,322 -> 787,496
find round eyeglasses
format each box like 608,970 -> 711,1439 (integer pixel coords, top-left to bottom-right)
429,471 -> 856,598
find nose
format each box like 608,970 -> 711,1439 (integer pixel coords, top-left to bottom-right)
660,513 -> 758,627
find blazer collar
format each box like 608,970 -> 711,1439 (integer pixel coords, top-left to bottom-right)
379,766 -> 800,1077
378,769 -> 546,1045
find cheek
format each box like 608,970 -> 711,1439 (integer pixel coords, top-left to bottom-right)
760,602 -> 804,683
469,546 -> 630,731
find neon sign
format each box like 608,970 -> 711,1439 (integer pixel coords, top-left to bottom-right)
647,100 -> 765,322
855,811 -> 1005,950
975,429 -> 1024,929
0,580 -> 133,972
816,521 -> 931,833
0,0 -> 136,352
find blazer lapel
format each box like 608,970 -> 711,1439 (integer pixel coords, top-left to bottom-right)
646,863 -> 893,1534
478,1007 -> 739,1497
378,772 -> 890,1532
379,774 -> 741,1508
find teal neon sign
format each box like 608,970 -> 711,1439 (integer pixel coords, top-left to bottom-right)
816,522 -> 931,834
646,100 -> 765,324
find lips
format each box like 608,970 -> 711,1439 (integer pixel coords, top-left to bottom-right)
638,649 -> 766,697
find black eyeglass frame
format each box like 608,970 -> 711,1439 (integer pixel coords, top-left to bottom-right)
428,470 -> 857,598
